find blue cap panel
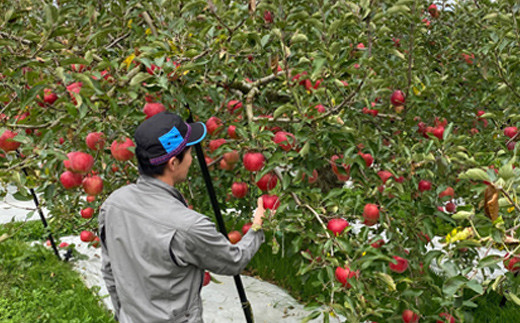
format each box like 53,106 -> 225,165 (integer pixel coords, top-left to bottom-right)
158,126 -> 184,153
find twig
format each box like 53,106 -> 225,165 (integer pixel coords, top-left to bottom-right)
494,52 -> 520,101
501,188 -> 520,214
405,1 -> 417,97
272,168 -> 331,240
5,115 -> 65,129
245,87 -> 259,124
106,32 -> 130,49
0,31 -> 32,45
506,131 -> 520,146
141,11 -> 158,37
207,0 -> 233,34
1,200 -> 37,211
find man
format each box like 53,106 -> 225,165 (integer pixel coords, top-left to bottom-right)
99,112 -> 267,322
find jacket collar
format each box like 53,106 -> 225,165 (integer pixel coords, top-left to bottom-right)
137,175 -> 188,207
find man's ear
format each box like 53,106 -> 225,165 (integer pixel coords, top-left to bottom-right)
167,156 -> 178,170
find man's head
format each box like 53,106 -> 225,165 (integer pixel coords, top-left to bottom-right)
134,112 -> 207,185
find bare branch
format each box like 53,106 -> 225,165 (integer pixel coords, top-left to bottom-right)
142,11 -> 158,37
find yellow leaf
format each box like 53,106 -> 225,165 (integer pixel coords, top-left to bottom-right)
331,98 -> 336,106
127,19 -> 133,28
413,86 -> 420,95
124,54 -> 136,69
145,28 -> 152,35
508,206 -> 515,213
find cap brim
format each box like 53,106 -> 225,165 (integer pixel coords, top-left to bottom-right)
186,122 -> 207,146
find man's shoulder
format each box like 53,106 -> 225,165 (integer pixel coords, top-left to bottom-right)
101,183 -> 137,207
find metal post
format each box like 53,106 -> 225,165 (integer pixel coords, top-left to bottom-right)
186,105 -> 254,323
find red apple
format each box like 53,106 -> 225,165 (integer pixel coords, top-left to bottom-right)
302,169 -> 319,184
242,222 -> 252,235
111,137 -> 135,161
227,125 -> 238,139
363,204 -> 380,226
81,207 -> 94,219
86,195 -> 96,203
428,4 -> 439,18
82,175 -> 103,196
507,141 -> 516,151
418,180 -> 432,192
359,152 -> 374,167
330,155 -> 350,181
262,194 -> 280,210
504,253 -> 520,273
256,173 -> 278,191
371,239 -> 385,248
203,271 -> 211,286
86,132 -> 105,151
143,102 -> 166,119
231,182 -> 248,198
228,231 -> 242,244
273,131 -> 296,151
80,230 -> 95,242
146,64 -> 160,75
264,10 -> 273,23
66,152 -> 95,174
43,89 -> 58,105
71,64 -> 86,72
0,130 -> 21,152
227,100 -> 243,114
206,116 -> 223,135
59,137 -> 65,145
432,126 -> 445,140
402,309 -> 419,323
445,202 -> 456,213
209,138 -> 226,152
243,152 -> 265,172
390,90 -> 405,106
377,170 -> 393,184
439,187 -> 455,199
59,242 -> 69,248
223,150 -> 240,164
327,218 -> 349,236
335,266 -> 358,288
504,126 -> 518,138
60,171 -> 84,189
219,159 -> 235,171
437,312 -> 455,323
389,256 -> 409,273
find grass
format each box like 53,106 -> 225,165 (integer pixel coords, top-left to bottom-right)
0,236 -> 115,323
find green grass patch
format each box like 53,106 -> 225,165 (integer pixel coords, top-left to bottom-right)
0,238 -> 114,323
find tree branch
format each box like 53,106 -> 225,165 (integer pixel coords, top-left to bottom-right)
141,11 -> 158,37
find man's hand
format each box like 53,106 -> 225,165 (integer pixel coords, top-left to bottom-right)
252,197 -> 274,226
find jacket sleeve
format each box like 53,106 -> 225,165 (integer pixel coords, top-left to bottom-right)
99,205 -> 121,320
170,215 -> 265,275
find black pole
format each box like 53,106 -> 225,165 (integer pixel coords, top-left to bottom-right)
16,151 -> 61,260
186,105 -> 254,323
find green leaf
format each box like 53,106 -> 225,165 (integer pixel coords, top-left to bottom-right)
299,141 -> 310,157
452,211 -> 473,220
290,33 -> 308,44
392,49 -> 406,60
465,280 -> 484,295
375,272 -> 396,291
459,168 -> 489,182
260,34 -> 270,48
499,163 -> 515,180
477,255 -> 502,269
311,57 -> 327,79
443,275 -> 468,297
506,291 -> 520,306
13,191 -> 32,201
129,73 -> 152,87
387,5 -> 410,15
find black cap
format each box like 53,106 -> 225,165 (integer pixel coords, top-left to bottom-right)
134,112 -> 207,165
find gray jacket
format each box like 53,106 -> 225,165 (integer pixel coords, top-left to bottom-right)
99,175 -> 265,322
